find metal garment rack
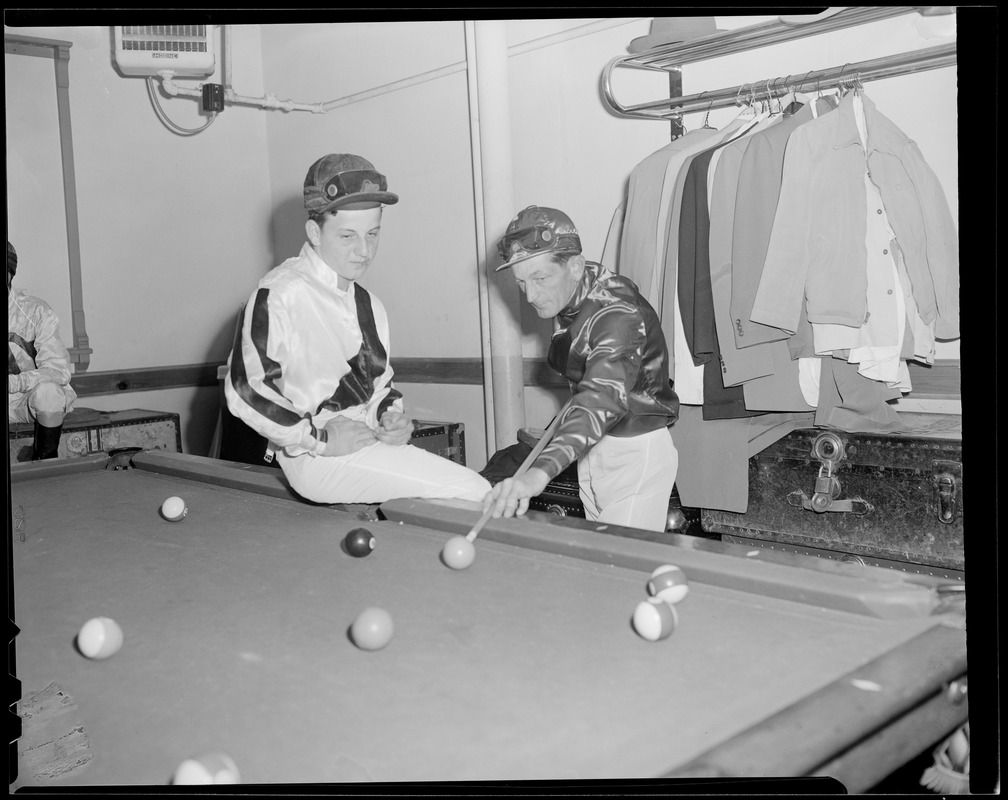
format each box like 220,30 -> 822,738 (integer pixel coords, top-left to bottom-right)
601,7 -> 957,123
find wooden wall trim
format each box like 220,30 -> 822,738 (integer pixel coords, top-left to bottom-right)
390,357 -> 484,385
71,358 -> 960,398
71,363 -> 221,396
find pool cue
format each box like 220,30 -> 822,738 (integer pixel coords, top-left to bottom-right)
465,398 -> 574,543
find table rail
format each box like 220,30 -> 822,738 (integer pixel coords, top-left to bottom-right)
667,624 -> 968,790
381,497 -> 956,620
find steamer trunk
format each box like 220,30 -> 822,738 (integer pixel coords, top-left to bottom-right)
701,413 -> 963,577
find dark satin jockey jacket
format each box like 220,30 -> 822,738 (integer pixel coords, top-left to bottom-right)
533,260 -> 680,481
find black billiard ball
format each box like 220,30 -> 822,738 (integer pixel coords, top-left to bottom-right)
344,528 -> 375,558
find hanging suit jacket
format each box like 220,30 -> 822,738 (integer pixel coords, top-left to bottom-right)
660,116 -> 756,405
731,100 -> 827,348
619,127 -> 722,331
677,135 -> 763,420
707,116 -> 778,386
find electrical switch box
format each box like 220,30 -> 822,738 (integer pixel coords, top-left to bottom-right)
202,83 -> 225,112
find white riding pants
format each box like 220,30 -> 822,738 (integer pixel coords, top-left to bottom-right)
277,441 -> 491,505
577,426 -> 678,532
8,381 -> 76,424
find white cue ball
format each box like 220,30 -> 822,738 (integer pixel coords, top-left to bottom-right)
632,597 -> 679,642
77,617 -> 124,659
441,535 -> 476,570
172,752 -> 240,784
647,564 -> 689,605
161,496 -> 188,522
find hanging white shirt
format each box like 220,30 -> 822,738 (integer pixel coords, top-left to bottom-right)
810,92 -> 906,387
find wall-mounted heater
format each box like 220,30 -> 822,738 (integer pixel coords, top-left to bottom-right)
113,25 -> 216,77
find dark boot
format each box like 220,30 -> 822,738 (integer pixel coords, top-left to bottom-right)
32,422 -> 63,460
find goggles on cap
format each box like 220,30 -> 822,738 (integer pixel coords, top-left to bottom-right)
321,169 -> 388,202
497,225 -> 581,262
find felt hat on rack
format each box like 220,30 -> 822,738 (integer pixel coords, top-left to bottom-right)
628,16 -> 726,54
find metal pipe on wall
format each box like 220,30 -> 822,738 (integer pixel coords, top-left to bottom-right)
470,21 -> 526,450
222,24 -> 232,90
464,21 -> 497,459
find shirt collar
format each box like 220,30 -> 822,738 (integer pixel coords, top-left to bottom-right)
301,241 -> 355,298
558,261 -> 602,319
832,91 -> 900,156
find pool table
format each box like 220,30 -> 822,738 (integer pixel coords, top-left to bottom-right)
8,450 -> 969,789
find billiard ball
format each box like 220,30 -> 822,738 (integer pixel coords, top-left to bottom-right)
351,607 -> 394,651
161,496 -> 188,522
77,617 -> 124,659
441,535 -> 476,570
344,528 -> 375,557
646,564 -> 689,605
172,752 -> 240,784
632,597 -> 678,642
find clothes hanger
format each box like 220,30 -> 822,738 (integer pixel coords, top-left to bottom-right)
694,92 -> 717,130
794,70 -> 814,105
735,83 -> 756,119
773,76 -> 798,116
748,82 -> 770,123
815,77 -> 840,111
776,75 -> 795,115
702,99 -> 716,130
782,71 -> 814,117
766,77 -> 781,116
838,63 -> 856,98
763,79 -> 775,115
742,80 -> 769,125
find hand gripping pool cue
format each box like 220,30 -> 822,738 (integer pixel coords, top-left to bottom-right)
465,398 -> 574,543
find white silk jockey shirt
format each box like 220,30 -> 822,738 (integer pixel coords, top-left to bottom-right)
8,288 -> 78,404
225,242 -> 403,458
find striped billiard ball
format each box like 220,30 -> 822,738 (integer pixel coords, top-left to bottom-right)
632,597 -> 679,642
647,564 -> 689,605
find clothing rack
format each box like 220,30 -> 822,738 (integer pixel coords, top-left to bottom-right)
601,7 -> 957,122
